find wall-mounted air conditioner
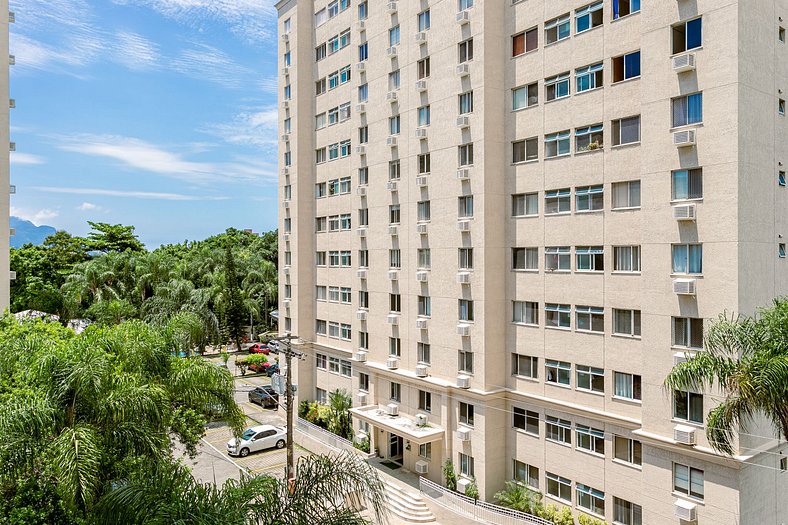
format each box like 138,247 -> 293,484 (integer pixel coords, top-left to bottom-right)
457,426 -> 472,441
415,80 -> 427,92
386,358 -> 399,370
673,129 -> 696,147
672,53 -> 696,73
416,271 -> 428,282
356,310 -> 367,321
415,461 -> 429,474
416,318 -> 428,329
415,365 -> 428,377
387,314 -> 399,326
355,350 -> 367,362
456,324 -> 471,337
456,169 -> 470,180
415,128 -> 427,139
674,424 -> 697,445
388,225 -> 399,236
456,11 -> 470,24
673,278 -> 697,296
356,269 -> 368,279
416,176 -> 428,187
456,64 -> 470,76
457,272 -> 471,284
388,270 -> 399,281
414,32 -> 427,43
457,220 -> 471,232
386,402 -> 399,415
674,499 -> 697,522
672,204 -> 696,221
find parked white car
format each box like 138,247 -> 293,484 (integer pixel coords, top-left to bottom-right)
227,425 -> 287,457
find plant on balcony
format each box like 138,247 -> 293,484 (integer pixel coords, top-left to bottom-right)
578,514 -> 605,525
537,505 -> 575,525
442,460 -> 457,492
494,481 -> 544,515
353,435 -> 370,453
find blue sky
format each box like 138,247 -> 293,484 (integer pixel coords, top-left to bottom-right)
10,0 -> 280,247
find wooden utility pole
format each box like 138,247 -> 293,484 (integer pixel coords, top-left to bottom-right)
272,333 -> 301,482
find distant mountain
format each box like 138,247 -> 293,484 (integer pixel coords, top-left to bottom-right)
10,216 -> 56,248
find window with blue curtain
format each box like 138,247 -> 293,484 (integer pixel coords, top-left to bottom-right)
624,51 -> 641,79
613,0 -> 640,20
686,18 -> 702,50
673,93 -> 703,127
672,244 -> 703,274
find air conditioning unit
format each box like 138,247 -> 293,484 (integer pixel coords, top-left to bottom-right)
357,268 -> 368,279
388,270 -> 399,281
356,103 -> 366,113
674,424 -> 697,445
386,46 -> 398,57
356,186 -> 367,196
386,136 -> 398,146
387,358 -> 399,370
456,169 -> 470,180
281,167 -> 289,175
456,375 -> 470,388
673,278 -> 697,296
282,233 -> 290,242
456,11 -> 470,24
674,499 -> 697,522
673,351 -> 690,365
672,53 -> 696,73
282,298 -> 291,306
386,181 -> 398,191
283,266 -> 290,275
357,392 -> 367,405
457,220 -> 471,232
357,228 -> 367,237
281,67 -> 289,76
356,350 -> 367,362
416,318 -> 428,329
673,204 -> 697,221
9,271 -> 15,280
415,128 -> 427,139
282,201 -> 290,210
457,272 -> 471,284
281,134 -> 290,142
356,62 -> 366,72
387,314 -> 400,325
9,228 -> 15,236
281,33 -> 289,42
386,91 -> 398,102
9,55 -> 15,66
9,12 -> 14,23
416,271 -> 428,282
457,477 -> 471,494
416,176 -> 428,187
456,64 -> 470,76
357,310 -> 368,321
415,32 -> 427,43
416,223 -> 428,234
9,185 -> 15,194
282,100 -> 289,109
387,402 -> 399,415
457,116 -> 470,128
387,1 -> 398,14
457,426 -> 472,441
673,129 -> 696,147
456,324 -> 471,337
9,99 -> 14,108
415,80 -> 427,92
388,225 -> 399,236
415,364 -> 428,377
355,20 -> 365,31
416,413 -> 428,426
9,142 -> 15,152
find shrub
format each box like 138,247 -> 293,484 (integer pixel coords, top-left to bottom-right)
494,481 -> 544,515
353,436 -> 370,453
443,460 -> 457,492
298,400 -> 312,419
578,514 -> 604,525
465,477 -> 480,502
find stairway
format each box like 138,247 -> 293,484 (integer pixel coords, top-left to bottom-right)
383,479 -> 436,523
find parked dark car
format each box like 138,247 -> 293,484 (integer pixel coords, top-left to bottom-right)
248,343 -> 270,355
248,385 -> 279,408
265,363 -> 280,377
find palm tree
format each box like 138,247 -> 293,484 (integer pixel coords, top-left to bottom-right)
665,299 -> 788,454
494,481 -> 543,514
94,452 -> 388,525
143,279 -> 219,350
132,251 -> 175,305
327,389 -> 353,440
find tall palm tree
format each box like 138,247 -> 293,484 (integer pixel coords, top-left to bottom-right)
132,251 -> 175,305
665,299 -> 788,454
94,452 -> 388,525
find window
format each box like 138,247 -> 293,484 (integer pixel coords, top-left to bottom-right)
577,484 -> 605,516
315,113 -> 327,130
459,453 -> 474,477
513,193 -> 539,216
418,153 -> 431,174
674,390 -> 704,424
328,323 -> 340,339
359,290 -> 369,308
358,83 -> 368,102
612,116 -> 640,145
545,131 -> 570,157
418,105 -> 431,126
576,306 -> 604,332
358,1 -> 367,20
512,27 -> 538,56
459,0 -> 474,9
283,84 -> 291,100
389,160 -> 401,180
545,247 -> 571,271
673,463 -> 704,500
417,342 -> 431,364
672,93 -> 703,127
417,201 -> 431,222
389,116 -> 400,135
459,248 -> 473,269
458,196 -> 474,218
545,189 -> 571,214
358,249 -> 369,267
419,390 -> 432,412
389,70 -> 400,90
283,51 -> 291,67
316,251 -> 327,266
390,382 -> 401,402
672,244 -> 703,274
513,460 -> 539,489
316,388 -> 327,404
316,78 -> 327,96
316,148 -> 327,164
389,293 -> 401,313
614,497 -> 643,525
614,436 -> 642,466
781,243 -> 787,258
614,372 -> 642,400
546,360 -> 571,384
459,91 -> 474,114
339,103 -> 351,121
283,18 -> 291,33
418,296 -> 431,317
328,106 -> 340,124
417,248 -> 431,268
418,9 -> 431,31
612,51 -> 641,82
512,248 -> 539,271
673,317 -> 703,348
513,407 -> 539,435
781,26 -> 787,43
389,337 -> 400,360
316,320 -> 327,335
359,372 -> 369,392
613,309 -> 641,336
513,138 -> 538,163
612,0 -> 640,20
513,301 -> 539,325
316,353 -> 327,369
340,359 -> 352,377
513,83 -> 539,110
458,350 -> 474,374
328,143 -> 340,160
575,124 -> 604,152
340,287 -> 351,303
283,284 -> 291,300
419,443 -> 432,459
458,38 -> 474,62
389,25 -> 400,46
459,300 -> 474,321
781,457 -> 787,471
358,42 -> 368,61
512,354 -> 538,378
672,17 -> 702,54
614,246 -> 641,272
546,472 -> 572,502
459,402 -> 475,426
359,126 -> 368,144
315,217 -> 327,233
612,180 -> 641,209
389,204 -> 400,224
672,168 -> 703,201
359,331 -> 368,349
418,57 -> 430,79
577,365 -> 605,392
545,73 -> 570,101
459,143 -> 474,166
576,2 -> 603,33
328,286 -> 340,302
576,185 -> 604,211
545,14 -> 570,44
340,251 -> 351,267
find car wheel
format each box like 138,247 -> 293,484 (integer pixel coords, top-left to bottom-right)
239,447 -> 250,457
276,440 -> 285,449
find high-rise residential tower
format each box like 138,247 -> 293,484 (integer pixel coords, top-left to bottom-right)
1,2 -> 12,310
276,1 -> 788,523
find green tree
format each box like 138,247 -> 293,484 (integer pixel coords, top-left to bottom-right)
222,245 -> 246,351
327,389 -> 353,440
494,481 -> 543,514
665,299 -> 788,454
443,460 -> 457,492
0,475 -> 85,525
86,222 -> 145,253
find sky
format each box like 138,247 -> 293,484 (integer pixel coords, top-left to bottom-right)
9,0 -> 281,247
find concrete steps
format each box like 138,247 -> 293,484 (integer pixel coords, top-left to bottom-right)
383,479 -> 436,523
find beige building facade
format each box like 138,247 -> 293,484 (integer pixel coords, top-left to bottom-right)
1,1 -> 11,310
276,0 -> 788,523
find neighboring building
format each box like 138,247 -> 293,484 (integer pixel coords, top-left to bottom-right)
0,2 -> 11,310
276,0 -> 787,523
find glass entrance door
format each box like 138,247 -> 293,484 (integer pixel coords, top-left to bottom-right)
389,433 -> 403,462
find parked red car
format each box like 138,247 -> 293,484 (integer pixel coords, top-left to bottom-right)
248,343 -> 270,355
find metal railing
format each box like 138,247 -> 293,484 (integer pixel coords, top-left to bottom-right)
295,417 -> 374,458
419,478 -> 552,525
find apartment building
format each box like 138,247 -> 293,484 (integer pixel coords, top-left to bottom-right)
1,2 -> 11,310
276,0 -> 788,523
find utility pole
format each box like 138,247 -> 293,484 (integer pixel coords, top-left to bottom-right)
271,333 -> 302,484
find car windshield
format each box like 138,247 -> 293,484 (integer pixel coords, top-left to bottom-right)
242,429 -> 257,440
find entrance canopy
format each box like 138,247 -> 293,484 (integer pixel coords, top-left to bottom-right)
350,405 -> 444,445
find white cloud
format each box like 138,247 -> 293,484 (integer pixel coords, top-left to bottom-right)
33,186 -> 230,201
170,42 -> 253,88
76,202 -> 98,210
206,106 -> 278,147
112,31 -> 161,70
11,206 -> 60,225
10,152 -> 46,165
